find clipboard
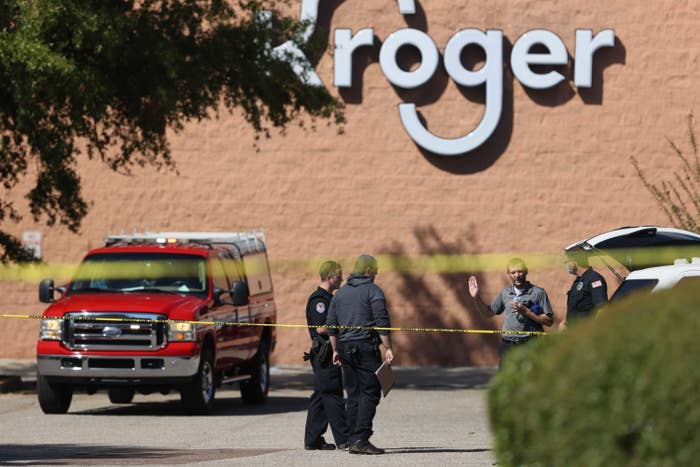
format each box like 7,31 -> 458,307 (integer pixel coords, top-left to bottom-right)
374,360 -> 394,397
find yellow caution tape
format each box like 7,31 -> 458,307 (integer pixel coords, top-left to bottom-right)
1,245 -> 699,282
0,313 -> 546,336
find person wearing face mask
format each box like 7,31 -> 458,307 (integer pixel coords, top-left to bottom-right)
561,250 -> 608,331
467,257 -> 554,367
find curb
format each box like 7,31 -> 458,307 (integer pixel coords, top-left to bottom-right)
0,359 -> 37,393
0,376 -> 35,393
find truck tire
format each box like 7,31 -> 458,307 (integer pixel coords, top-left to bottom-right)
108,388 -> 135,404
180,346 -> 215,414
37,374 -> 73,414
241,338 -> 270,404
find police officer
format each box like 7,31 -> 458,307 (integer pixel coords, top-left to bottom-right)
327,255 -> 394,455
304,261 -> 350,450
562,250 -> 608,329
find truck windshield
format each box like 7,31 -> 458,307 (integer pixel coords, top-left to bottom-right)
69,253 -> 208,296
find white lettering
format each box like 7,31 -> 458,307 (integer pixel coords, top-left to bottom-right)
281,0 -> 617,156
334,28 -> 375,88
379,29 -> 440,89
397,0 -> 416,14
401,29 -> 502,156
574,29 -> 615,88
511,29 -> 568,89
266,0 -> 323,86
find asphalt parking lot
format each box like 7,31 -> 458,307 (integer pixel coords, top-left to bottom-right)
0,362 -> 497,466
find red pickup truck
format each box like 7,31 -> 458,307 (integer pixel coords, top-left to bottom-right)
36,231 -> 276,414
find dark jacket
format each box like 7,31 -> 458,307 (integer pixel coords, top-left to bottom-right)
326,273 -> 391,342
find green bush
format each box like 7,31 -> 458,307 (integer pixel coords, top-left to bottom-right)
488,282 -> 700,467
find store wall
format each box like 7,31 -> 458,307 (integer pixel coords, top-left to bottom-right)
1,0 -> 698,365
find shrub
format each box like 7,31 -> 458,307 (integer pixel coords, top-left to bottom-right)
488,282 -> 700,467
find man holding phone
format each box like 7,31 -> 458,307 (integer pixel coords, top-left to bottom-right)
467,257 -> 554,367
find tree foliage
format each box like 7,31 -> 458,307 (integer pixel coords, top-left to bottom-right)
632,113 -> 700,233
0,0 -> 343,262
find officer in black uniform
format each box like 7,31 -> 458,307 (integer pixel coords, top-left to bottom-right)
327,255 -> 394,456
303,261 -> 350,450
563,250 -> 608,329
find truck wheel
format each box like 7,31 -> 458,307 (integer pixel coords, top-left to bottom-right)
180,347 -> 215,414
37,374 -> 73,414
241,338 -> 270,404
108,388 -> 135,404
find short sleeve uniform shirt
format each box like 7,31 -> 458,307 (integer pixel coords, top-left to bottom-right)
305,287 -> 332,341
567,268 -> 608,320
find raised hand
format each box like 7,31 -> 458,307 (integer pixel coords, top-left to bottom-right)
468,276 -> 479,298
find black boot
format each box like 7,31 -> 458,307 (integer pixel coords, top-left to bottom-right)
305,437 -> 336,450
348,440 -> 385,455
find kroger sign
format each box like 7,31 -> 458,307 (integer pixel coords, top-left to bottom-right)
273,0 -> 615,156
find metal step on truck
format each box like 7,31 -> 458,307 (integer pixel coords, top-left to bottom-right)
36,231 -> 276,414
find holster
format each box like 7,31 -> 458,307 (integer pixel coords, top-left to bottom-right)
311,336 -> 332,365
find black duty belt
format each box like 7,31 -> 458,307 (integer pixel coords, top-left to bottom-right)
501,337 -> 531,345
340,337 -> 379,345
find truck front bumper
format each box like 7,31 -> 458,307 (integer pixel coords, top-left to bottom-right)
37,354 -> 200,380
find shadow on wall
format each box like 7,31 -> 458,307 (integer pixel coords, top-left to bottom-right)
379,225 -> 498,365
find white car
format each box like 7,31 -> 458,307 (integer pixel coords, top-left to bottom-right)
609,258 -> 700,301
565,226 -> 700,301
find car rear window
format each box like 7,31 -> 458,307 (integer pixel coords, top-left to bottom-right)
610,279 -> 659,301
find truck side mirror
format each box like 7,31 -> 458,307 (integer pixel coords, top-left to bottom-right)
212,286 -> 226,306
230,280 -> 250,306
39,279 -> 55,303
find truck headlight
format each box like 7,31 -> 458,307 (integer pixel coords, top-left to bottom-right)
40,319 -> 63,340
168,322 -> 196,342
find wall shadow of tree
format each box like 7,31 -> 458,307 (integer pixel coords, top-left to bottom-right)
379,225 -> 498,365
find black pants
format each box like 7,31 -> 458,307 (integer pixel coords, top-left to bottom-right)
498,337 -> 532,369
304,352 -> 349,446
338,340 -> 382,443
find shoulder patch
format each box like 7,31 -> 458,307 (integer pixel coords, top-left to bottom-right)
315,302 -> 326,314
591,280 -> 603,288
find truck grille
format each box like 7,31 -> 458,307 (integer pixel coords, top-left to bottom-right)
64,312 -> 166,350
